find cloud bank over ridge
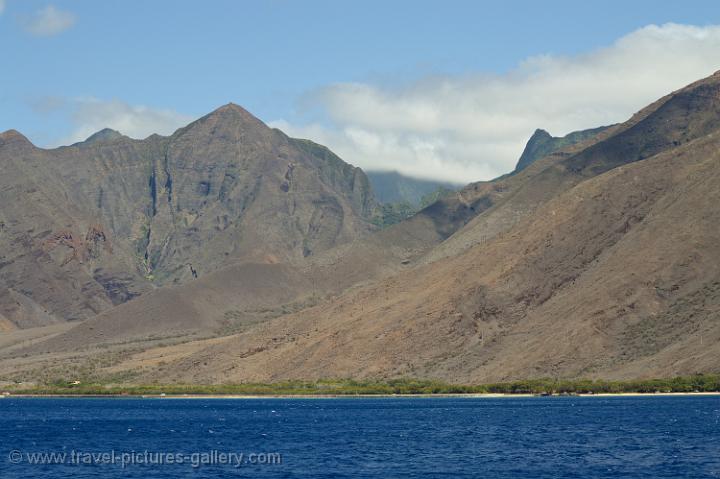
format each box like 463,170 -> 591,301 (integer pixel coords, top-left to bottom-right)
271,23 -> 720,182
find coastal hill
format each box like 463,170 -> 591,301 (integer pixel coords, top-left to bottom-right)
0,71 -> 719,385
147,70 -> 719,383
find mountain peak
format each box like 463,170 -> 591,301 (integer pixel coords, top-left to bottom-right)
514,128 -> 556,172
0,129 -> 34,148
216,102 -> 245,112
513,125 -> 613,174
531,128 -> 553,139
84,128 -> 125,144
206,102 -> 262,123
178,103 -> 271,140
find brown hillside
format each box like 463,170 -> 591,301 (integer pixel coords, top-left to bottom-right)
2,71 -> 720,385
145,127 -> 719,384
0,105 -> 376,329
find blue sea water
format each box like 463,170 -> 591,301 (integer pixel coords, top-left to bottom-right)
1,396 -> 719,478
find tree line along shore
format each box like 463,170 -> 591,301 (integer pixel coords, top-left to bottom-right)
3,375 -> 720,397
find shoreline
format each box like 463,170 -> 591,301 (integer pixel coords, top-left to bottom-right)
4,375 -> 719,399
3,391 -> 720,399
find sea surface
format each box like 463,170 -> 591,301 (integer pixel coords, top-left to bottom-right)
1,396 -> 719,478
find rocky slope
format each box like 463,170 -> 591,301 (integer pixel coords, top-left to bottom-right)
98,70 -> 720,384
2,71 -> 720,385
158,128 -> 718,384
0,105 -> 376,328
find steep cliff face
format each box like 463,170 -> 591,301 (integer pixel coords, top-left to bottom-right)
136,104 -> 376,283
0,104 -> 377,327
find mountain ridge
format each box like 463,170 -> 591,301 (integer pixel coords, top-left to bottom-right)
2,71 -> 720,386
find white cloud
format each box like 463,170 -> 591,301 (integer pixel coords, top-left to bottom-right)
56,98 -> 193,146
271,23 -> 720,183
23,5 -> 76,36
0,0 -> 6,15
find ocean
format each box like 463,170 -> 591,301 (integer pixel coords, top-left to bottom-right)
1,396 -> 719,478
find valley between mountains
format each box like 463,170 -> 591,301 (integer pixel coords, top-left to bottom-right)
1,71 -> 719,386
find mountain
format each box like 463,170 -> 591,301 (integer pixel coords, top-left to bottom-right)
2,71 -> 720,386
130,70 -> 719,384
514,126 -> 612,173
0,104 -> 376,329
366,171 -> 460,206
157,127 -> 718,384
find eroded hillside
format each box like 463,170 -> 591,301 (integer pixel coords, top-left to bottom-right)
0,105 -> 376,328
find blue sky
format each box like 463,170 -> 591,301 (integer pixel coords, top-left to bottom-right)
2,0 -> 720,181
